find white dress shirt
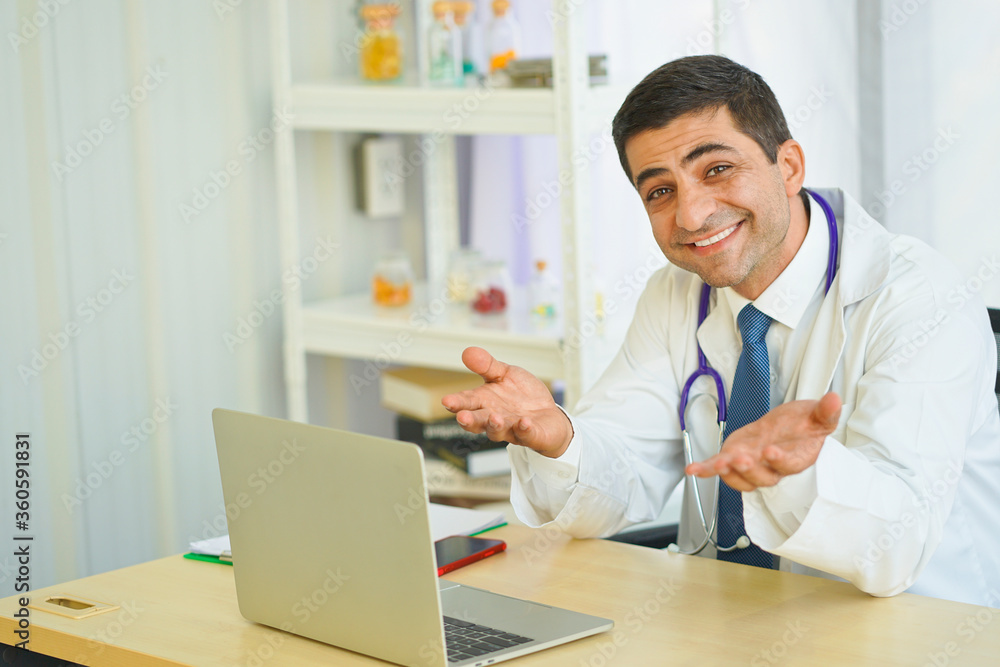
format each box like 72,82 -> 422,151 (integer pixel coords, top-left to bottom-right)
508,188 -> 1000,607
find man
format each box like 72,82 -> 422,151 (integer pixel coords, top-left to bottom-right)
442,56 -> 1000,607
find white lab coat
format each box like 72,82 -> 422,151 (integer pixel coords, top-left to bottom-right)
509,188 -> 1000,607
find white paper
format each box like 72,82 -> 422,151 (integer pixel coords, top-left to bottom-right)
189,534 -> 230,557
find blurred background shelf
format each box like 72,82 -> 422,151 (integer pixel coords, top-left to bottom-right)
272,0 -> 616,422
288,81 -> 627,135
301,284 -> 565,380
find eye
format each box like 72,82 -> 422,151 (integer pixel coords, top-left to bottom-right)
646,186 -> 672,202
706,164 -> 731,177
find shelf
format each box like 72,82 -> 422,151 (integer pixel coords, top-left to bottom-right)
287,82 -> 626,135
300,284 -> 566,381
272,1 -> 623,420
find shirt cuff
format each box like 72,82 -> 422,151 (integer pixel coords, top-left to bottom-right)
516,407 -> 581,490
744,438 -> 828,547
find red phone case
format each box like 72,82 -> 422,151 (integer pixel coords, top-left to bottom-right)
437,540 -> 507,576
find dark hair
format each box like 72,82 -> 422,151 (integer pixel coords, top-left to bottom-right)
612,55 -> 792,184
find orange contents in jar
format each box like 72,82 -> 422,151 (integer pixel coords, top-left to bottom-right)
372,274 -> 411,306
360,4 -> 402,81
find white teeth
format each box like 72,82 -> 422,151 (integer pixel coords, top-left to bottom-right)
693,224 -> 738,247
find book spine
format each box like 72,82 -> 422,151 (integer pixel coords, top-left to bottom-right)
397,415 -> 503,456
423,459 -> 510,499
433,445 -> 470,473
424,427 -> 504,457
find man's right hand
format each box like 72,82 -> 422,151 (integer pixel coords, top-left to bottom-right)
441,347 -> 573,458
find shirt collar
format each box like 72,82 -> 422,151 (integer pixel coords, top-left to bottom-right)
721,192 -> 832,331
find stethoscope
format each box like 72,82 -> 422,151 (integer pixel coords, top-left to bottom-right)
669,189 -> 839,556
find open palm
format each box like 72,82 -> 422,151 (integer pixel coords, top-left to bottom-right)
441,347 -> 573,457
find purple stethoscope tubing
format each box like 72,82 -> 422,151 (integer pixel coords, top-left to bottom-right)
678,188 -> 839,431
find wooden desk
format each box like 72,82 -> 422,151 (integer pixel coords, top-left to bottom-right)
2,525 -> 998,665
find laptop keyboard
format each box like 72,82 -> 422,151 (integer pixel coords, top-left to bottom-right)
443,615 -> 534,663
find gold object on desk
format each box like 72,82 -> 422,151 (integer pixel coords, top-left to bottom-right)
27,595 -> 120,620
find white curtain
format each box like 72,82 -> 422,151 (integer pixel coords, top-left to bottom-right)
0,0 -> 285,589
880,1 -> 1000,305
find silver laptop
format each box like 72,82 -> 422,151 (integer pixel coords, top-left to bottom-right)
212,408 -> 613,667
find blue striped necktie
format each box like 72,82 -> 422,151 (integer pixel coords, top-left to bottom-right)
716,304 -> 777,569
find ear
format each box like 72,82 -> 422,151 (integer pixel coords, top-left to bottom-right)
776,139 -> 806,199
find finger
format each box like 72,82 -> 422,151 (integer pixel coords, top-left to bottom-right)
728,452 -> 757,474
762,445 -> 784,467
686,456 -> 729,477
811,391 -> 843,431
503,418 -> 544,452
461,347 -> 510,384
714,445 -> 781,488
441,389 -> 484,413
762,445 -> 799,475
441,392 -> 461,412
719,470 -> 757,492
484,412 -> 514,442
513,417 -> 537,445
763,442 -> 822,477
455,408 -> 491,434
685,461 -> 714,477
726,460 -> 782,489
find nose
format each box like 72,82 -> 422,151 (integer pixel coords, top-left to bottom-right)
674,183 -> 718,232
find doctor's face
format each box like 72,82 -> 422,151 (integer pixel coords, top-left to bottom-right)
624,107 -> 801,298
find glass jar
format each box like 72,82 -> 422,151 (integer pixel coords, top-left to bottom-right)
451,1 -> 479,79
470,260 -> 511,315
488,0 -> 520,73
372,251 -> 413,306
359,3 -> 403,82
427,1 -> 463,86
446,248 -> 482,303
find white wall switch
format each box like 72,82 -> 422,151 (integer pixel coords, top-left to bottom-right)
360,135 -> 405,218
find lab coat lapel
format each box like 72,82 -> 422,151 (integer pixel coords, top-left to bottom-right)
793,188 -> 892,401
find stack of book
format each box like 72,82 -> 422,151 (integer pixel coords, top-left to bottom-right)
381,366 -> 512,502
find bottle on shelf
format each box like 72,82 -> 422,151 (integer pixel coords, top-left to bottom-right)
488,0 -> 520,75
426,1 -> 463,87
528,259 -> 559,324
372,251 -> 414,307
450,1 -> 481,82
358,3 -> 403,82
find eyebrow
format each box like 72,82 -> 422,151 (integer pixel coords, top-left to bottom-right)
633,142 -> 741,192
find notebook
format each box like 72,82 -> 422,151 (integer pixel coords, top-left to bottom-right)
211,408 -> 613,667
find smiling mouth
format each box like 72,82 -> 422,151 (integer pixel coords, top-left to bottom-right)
692,222 -> 741,247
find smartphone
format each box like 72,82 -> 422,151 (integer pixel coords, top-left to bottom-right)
434,535 -> 506,576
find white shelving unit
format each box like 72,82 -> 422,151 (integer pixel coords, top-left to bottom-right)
270,0 -> 623,423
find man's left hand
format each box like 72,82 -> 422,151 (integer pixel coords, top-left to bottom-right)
685,392 -> 843,491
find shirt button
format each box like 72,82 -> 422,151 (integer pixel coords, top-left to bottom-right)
558,471 -> 569,479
